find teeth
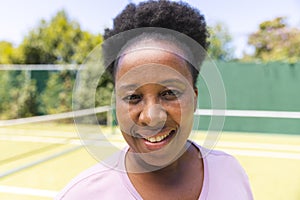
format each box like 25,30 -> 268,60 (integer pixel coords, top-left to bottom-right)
149,137 -> 156,143
145,132 -> 172,143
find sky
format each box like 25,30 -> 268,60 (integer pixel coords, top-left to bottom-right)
0,0 -> 300,58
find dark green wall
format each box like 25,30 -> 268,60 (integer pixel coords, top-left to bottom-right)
195,61 -> 300,135
3,62 -> 298,134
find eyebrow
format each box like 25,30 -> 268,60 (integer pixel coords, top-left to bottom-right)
118,84 -> 139,91
159,79 -> 185,85
159,79 -> 187,89
117,79 -> 187,91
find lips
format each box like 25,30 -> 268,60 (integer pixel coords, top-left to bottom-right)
144,130 -> 175,143
133,126 -> 177,151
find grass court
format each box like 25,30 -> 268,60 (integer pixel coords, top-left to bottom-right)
0,123 -> 300,200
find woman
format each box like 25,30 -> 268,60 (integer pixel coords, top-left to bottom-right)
56,1 -> 253,199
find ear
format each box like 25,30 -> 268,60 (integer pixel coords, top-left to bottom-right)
193,87 -> 198,112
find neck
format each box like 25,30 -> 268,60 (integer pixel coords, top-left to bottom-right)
125,141 -> 196,181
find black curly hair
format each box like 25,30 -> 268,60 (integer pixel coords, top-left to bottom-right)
102,0 -> 209,87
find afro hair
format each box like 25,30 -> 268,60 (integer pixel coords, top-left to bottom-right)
102,0 -> 209,86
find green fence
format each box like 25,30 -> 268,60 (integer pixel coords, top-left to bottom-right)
1,62 -> 299,134
195,61 -> 300,134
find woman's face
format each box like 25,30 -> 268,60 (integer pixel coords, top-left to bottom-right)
115,42 -> 198,167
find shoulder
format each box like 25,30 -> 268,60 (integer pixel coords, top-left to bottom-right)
55,150 -> 131,200
204,150 -> 248,183
55,163 -> 119,200
204,148 -> 243,168
192,142 -> 254,200
193,141 -> 243,169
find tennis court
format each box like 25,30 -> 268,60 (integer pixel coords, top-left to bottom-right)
1,117 -> 300,200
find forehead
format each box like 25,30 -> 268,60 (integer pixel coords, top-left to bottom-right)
115,47 -> 193,87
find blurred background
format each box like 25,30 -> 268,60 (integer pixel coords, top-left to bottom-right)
0,0 -> 300,199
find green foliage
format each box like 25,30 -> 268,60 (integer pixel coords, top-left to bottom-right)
0,72 -> 9,114
0,41 -> 14,64
245,17 -> 300,63
17,10 -> 102,64
0,71 -> 38,119
40,70 -> 76,115
0,10 -> 104,119
72,47 -> 114,124
207,22 -> 234,61
0,41 -> 22,64
95,72 -> 114,124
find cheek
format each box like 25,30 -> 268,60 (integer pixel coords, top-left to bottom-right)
164,101 -> 181,122
116,100 -> 130,128
164,98 -> 194,124
115,100 -> 138,133
177,94 -> 195,125
181,105 -> 194,124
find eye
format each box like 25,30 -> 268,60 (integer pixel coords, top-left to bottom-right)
161,90 -> 182,100
122,94 -> 142,104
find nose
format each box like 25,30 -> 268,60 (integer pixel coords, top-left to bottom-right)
139,103 -> 167,127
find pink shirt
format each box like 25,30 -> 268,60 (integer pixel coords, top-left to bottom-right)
56,142 -> 253,200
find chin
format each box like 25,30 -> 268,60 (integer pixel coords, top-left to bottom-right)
128,135 -> 189,171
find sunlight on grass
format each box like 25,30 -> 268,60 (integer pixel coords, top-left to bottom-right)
1,123 -> 300,200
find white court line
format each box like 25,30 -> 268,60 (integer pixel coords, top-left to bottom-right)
2,134 -> 300,152
0,135 -> 72,144
215,141 -> 300,152
1,107 -> 300,127
0,146 -> 82,179
222,149 -> 300,160
0,150 -> 298,199
0,134 -> 127,147
0,64 -> 79,70
195,109 -> 300,119
0,106 -> 111,126
0,185 -> 57,198
1,134 -> 300,160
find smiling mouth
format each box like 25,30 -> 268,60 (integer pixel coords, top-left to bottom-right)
143,130 -> 176,143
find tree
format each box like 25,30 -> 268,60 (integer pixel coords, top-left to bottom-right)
245,17 -> 300,63
0,41 -> 22,64
207,22 -> 235,61
0,42 -> 38,119
40,70 -> 76,116
0,41 -> 14,64
72,47 -> 114,124
26,11 -> 105,115
18,10 -> 102,64
0,10 -> 104,118
0,71 -> 38,119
